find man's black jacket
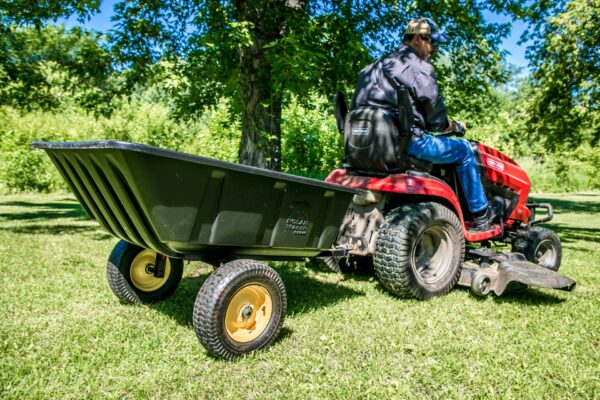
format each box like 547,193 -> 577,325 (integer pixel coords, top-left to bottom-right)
350,44 -> 450,133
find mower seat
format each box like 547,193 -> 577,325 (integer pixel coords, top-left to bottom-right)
333,91 -> 433,174
343,106 -> 411,172
407,156 -> 434,173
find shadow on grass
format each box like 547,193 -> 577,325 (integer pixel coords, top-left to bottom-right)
0,199 -> 112,238
492,287 -> 567,305
528,196 -> 600,215
283,267 -> 366,315
550,224 -> 600,244
2,223 -> 111,238
0,200 -> 89,222
148,265 -> 365,329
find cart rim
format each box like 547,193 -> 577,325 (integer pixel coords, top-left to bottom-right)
411,223 -> 454,285
129,249 -> 171,292
225,284 -> 273,343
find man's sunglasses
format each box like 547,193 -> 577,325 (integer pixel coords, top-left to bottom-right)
420,35 -> 436,45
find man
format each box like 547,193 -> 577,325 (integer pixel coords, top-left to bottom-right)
350,17 -> 498,231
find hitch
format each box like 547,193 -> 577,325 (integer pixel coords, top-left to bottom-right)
526,202 -> 554,227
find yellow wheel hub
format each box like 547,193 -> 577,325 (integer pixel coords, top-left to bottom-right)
225,284 -> 273,343
129,249 -> 171,292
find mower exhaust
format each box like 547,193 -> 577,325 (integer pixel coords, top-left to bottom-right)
458,249 -> 576,296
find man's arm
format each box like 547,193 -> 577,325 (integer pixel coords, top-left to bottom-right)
412,67 -> 451,132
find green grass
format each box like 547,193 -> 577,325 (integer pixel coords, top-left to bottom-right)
1,193 -> 599,399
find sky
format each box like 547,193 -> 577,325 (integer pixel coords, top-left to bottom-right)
60,1 -> 531,71
482,10 -> 530,72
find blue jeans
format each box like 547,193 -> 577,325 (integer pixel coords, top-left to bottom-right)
407,134 -> 488,213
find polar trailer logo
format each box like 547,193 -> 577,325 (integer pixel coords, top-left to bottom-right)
486,158 -> 505,171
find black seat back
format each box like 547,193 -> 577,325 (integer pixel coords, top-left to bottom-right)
333,92 -> 348,134
394,81 -> 415,137
343,107 -> 411,172
340,77 -> 428,172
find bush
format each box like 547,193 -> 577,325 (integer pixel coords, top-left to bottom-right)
0,98 -> 241,193
1,91 -> 597,194
181,101 -> 240,163
520,151 -> 599,193
0,149 -> 59,192
0,106 -> 91,192
281,94 -> 343,176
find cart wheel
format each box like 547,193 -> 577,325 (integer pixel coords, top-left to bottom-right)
471,272 -> 492,297
512,227 -> 562,271
106,240 -> 183,304
193,259 -> 286,359
373,202 -> 465,300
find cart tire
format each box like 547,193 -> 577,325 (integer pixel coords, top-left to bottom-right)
193,259 -> 287,359
106,240 -> 183,304
471,272 -> 492,297
373,202 -> 464,300
512,227 -> 562,271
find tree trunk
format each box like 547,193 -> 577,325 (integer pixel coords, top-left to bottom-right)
235,0 -> 289,171
238,46 -> 283,170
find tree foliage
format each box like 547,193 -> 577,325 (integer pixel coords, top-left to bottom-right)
0,0 -> 99,27
0,24 -> 117,113
523,0 -> 599,150
4,0 -> 596,181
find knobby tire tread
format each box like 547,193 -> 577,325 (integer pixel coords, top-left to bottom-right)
373,203 -> 464,300
106,240 -> 183,304
193,260 -> 287,360
512,226 -> 561,271
107,240 -> 143,304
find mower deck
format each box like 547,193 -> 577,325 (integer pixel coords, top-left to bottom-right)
459,249 -> 576,296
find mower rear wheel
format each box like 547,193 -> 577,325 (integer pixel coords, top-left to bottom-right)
106,240 -> 183,304
193,259 -> 287,359
512,227 -> 562,271
373,202 -> 465,300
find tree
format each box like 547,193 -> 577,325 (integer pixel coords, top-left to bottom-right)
522,0 -> 599,150
0,0 -> 99,28
0,24 -> 117,112
110,0 -> 523,170
0,0 -> 119,113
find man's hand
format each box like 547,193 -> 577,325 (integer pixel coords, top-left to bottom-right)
452,120 -> 467,137
442,119 -> 467,137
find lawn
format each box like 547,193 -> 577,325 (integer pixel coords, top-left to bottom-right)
1,193 -> 599,399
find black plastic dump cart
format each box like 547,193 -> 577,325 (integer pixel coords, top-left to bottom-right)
33,141 -> 358,259
33,140 -> 358,358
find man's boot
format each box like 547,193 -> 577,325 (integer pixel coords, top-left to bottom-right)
473,203 -> 502,231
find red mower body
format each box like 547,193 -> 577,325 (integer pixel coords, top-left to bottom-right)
326,142 -> 533,243
476,143 -> 531,225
